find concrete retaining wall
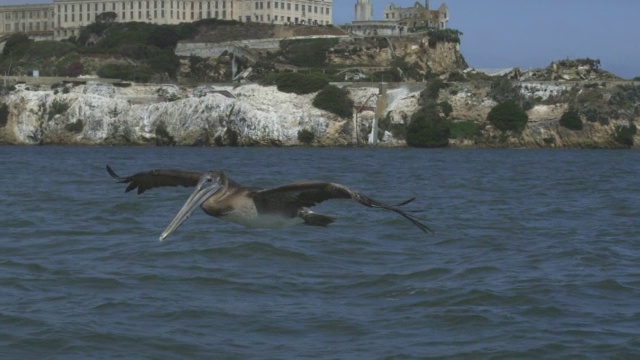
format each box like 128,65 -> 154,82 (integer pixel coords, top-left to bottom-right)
175,35 -> 349,57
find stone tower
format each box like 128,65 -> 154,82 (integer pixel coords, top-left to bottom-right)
425,0 -> 430,10
354,0 -> 373,22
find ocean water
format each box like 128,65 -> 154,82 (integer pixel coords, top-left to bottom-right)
1,146 -> 639,359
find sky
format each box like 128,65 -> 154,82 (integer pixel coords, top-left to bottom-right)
2,0 -> 639,78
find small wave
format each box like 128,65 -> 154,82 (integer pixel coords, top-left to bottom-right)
588,279 -> 635,292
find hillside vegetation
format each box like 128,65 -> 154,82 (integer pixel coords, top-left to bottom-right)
0,15 -> 466,83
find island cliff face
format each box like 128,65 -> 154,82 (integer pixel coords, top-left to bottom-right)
1,79 -> 637,148
0,32 -> 637,148
0,83 -> 352,147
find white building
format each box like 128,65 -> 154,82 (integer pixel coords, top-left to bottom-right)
0,0 -> 333,40
0,4 -> 55,38
237,0 -> 332,25
354,0 -> 372,22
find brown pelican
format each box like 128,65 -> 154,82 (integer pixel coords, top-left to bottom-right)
106,165 -> 431,241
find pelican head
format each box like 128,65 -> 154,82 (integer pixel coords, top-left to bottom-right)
160,170 -> 226,241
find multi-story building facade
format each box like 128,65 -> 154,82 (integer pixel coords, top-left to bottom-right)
347,0 -> 448,37
237,0 -> 332,25
0,4 -> 55,39
0,0 -> 332,40
383,0 -> 448,30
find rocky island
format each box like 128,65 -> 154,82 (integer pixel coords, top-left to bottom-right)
0,21 -> 637,148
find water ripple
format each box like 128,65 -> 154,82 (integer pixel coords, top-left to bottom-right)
1,147 -> 639,358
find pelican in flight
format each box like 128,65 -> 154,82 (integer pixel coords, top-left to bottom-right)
106,165 -> 431,241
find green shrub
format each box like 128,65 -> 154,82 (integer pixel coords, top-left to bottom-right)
406,103 -> 449,147
439,101 -> 453,117
448,120 -> 480,139
0,103 -> 9,127
427,29 -> 463,48
614,124 -> 637,146
148,24 -> 182,49
487,100 -> 528,132
313,85 -> 354,118
297,129 -> 315,144
276,72 -> 329,95
2,33 -> 33,57
97,63 -> 151,82
48,99 -> 70,121
280,38 -> 338,67
423,78 -> 444,101
144,47 -> 180,77
559,110 -> 583,130
64,119 -> 84,133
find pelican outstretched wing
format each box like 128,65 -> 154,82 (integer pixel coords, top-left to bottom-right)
106,165 -> 202,194
252,182 -> 432,233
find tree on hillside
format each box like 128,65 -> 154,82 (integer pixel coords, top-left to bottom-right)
2,33 -> 33,57
96,12 -> 117,23
559,109 -> 583,130
406,101 -> 450,148
487,100 -> 528,132
313,85 -> 354,118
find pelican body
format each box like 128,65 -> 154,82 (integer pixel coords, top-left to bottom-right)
106,165 -> 431,241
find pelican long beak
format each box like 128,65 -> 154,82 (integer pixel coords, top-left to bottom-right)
159,178 -> 223,241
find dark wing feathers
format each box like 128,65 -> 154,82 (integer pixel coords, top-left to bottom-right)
106,165 -> 202,194
253,182 -> 432,233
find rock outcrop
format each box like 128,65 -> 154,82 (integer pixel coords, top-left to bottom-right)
1,79 -> 638,148
0,82 -> 351,146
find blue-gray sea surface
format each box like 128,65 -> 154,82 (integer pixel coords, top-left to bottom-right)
1,146 -> 639,359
